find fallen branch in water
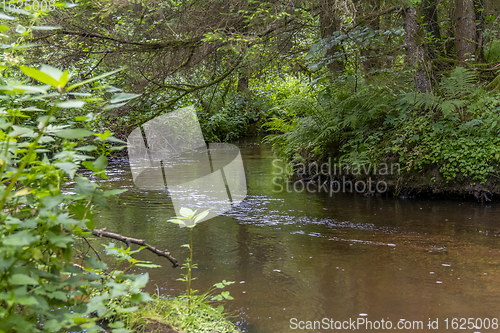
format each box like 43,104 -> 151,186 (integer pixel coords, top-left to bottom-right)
81,227 -> 179,267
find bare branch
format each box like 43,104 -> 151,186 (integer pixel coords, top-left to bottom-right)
81,227 -> 179,268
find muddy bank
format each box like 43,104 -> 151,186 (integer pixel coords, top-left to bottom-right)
286,165 -> 499,202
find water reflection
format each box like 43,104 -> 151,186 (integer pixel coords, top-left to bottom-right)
93,138 -> 500,333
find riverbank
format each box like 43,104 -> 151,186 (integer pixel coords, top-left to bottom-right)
99,293 -> 239,333
271,157 -> 499,202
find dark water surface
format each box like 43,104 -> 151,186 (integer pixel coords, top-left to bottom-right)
94,138 -> 500,333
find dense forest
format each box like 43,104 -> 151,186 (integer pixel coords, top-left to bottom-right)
1,0 -> 500,332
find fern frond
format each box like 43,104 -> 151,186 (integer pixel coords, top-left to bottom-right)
440,67 -> 476,98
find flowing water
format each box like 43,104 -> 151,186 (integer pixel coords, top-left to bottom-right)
94,138 -> 500,332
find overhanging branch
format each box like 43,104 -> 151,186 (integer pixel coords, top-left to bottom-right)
81,227 -> 179,268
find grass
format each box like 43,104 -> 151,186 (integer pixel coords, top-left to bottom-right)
118,291 -> 240,333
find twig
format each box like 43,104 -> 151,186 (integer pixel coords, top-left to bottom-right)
81,227 -> 179,267
82,236 -> 102,261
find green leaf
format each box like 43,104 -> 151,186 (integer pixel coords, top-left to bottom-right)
73,317 -> 87,325
75,145 -> 97,151
70,202 -> 94,229
94,130 -> 112,140
110,93 -> 141,104
0,25 -> 9,32
194,210 -> 210,223
56,100 -> 85,109
40,64 -> 63,81
31,26 -> 61,30
7,187 -> 30,199
67,67 -> 124,91
54,128 -> 93,139
17,296 -> 39,305
2,230 -> 37,246
135,263 -> 161,268
41,194 -> 63,209
55,162 -> 78,179
47,232 -> 73,248
82,160 -> 108,179
103,189 -> 127,197
0,84 -> 50,94
93,155 -> 108,169
105,85 -> 121,92
108,322 -> 124,329
69,92 -> 92,97
84,256 -> 107,271
221,291 -> 233,300
8,274 -> 39,285
59,70 -> 69,87
167,219 -> 186,226
20,66 -> 59,87
103,102 -> 127,110
130,292 -> 153,302
179,207 -> 194,218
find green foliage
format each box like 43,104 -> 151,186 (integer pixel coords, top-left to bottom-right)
167,208 -> 236,331
0,12 -> 152,329
263,79 -> 400,165
119,291 -> 239,333
200,94 -> 262,142
388,68 -> 500,183
264,67 -> 500,186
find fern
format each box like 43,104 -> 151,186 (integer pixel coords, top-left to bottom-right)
401,67 -> 481,120
439,66 -> 476,99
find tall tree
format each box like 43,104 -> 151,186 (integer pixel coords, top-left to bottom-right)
455,0 -> 477,61
403,6 -> 432,92
319,0 -> 344,72
358,0 -> 381,76
474,0 -> 486,61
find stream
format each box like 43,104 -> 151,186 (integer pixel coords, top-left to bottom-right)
94,137 -> 500,333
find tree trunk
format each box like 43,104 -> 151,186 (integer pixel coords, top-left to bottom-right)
474,0 -> 486,62
358,0 -> 380,77
237,72 -> 249,93
319,0 -> 344,73
455,0 -> 477,61
403,6 -> 432,93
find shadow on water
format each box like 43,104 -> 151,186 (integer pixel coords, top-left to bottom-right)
93,137 -> 500,333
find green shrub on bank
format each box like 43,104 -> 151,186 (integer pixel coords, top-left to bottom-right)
264,67 -> 500,186
119,291 -> 239,333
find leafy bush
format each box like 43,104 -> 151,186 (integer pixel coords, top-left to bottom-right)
0,59 -> 157,332
264,67 -> 500,186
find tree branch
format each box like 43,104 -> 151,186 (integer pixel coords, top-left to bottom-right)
81,227 -> 179,267
57,30 -> 202,51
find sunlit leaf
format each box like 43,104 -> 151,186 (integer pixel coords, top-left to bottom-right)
31,25 -> 62,30
20,66 -> 59,87
54,128 -> 93,139
179,207 -> 194,218
110,93 -> 141,104
56,100 -> 85,108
